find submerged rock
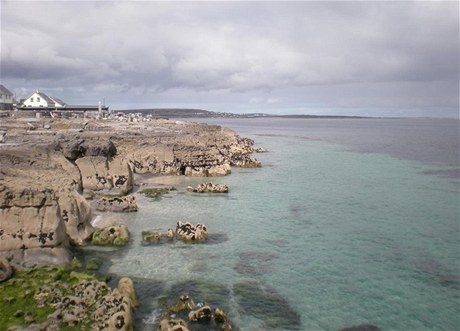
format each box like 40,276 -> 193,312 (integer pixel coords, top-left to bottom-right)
186,183 -> 229,193
159,318 -> 189,331
92,225 -> 129,246
254,147 -> 268,153
138,187 -> 176,199
160,294 -> 232,331
142,230 -> 163,244
339,324 -> 382,331
188,305 -> 212,322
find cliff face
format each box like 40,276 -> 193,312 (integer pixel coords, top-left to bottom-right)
0,118 -> 260,265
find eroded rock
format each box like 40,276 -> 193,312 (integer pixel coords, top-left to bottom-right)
175,222 -> 208,241
0,256 -> 13,282
92,225 -> 129,246
96,195 -> 137,212
187,183 -> 229,193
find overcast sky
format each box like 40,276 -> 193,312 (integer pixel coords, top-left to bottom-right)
1,1 -> 458,117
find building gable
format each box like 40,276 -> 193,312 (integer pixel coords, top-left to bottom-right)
23,91 -> 57,108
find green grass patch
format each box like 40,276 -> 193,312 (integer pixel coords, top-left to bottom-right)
0,266 -> 97,330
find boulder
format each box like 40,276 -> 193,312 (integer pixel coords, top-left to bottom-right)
76,156 -> 112,191
172,294 -> 196,311
142,230 -> 162,244
92,225 -> 129,246
188,306 -> 212,322
108,156 -> 133,194
0,256 -> 13,282
187,183 -> 229,193
255,147 -> 268,153
96,195 -> 137,212
108,310 -> 133,331
208,164 -> 232,176
118,277 -> 139,308
159,318 -> 189,331
57,189 -> 94,245
167,229 -> 175,241
175,222 -> 208,241
161,294 -> 232,331
230,154 -> 261,168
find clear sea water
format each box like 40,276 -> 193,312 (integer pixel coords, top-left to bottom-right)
84,118 -> 459,331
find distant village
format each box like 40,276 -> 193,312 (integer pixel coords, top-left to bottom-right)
0,84 -> 246,121
0,84 -> 111,118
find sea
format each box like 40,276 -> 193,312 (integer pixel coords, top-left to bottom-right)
82,117 -> 459,331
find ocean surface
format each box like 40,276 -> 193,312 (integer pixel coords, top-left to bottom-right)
84,117 -> 459,331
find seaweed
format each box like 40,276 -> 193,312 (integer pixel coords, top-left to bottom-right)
138,187 -> 176,200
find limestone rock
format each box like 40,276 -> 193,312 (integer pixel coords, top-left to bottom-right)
167,229 -> 175,241
159,318 -> 189,331
187,183 -> 229,193
92,225 -> 129,246
108,156 -> 133,194
188,306 -> 212,322
141,230 -> 162,244
255,147 -> 268,153
161,294 -> 232,331
96,195 -> 137,212
76,156 -> 112,191
175,222 -> 208,241
57,189 -> 94,245
118,277 -> 139,308
0,256 -> 13,282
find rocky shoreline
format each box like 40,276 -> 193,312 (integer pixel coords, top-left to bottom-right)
0,116 -> 261,330
0,117 -> 260,265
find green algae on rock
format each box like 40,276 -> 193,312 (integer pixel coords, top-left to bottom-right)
0,265 -> 138,331
91,225 -> 129,246
138,187 -> 176,200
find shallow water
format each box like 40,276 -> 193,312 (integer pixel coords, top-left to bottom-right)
86,118 -> 459,330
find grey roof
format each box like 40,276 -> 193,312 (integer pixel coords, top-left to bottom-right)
0,84 -> 14,96
50,97 -> 66,106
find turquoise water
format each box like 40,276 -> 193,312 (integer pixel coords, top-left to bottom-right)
88,119 -> 459,330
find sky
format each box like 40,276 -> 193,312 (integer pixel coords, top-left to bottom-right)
1,0 -> 459,118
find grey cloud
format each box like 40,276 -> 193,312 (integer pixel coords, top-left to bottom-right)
1,1 -> 458,117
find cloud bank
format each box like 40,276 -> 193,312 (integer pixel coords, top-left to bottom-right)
1,1 -> 458,117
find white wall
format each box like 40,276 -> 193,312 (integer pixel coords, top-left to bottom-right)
22,92 -> 50,108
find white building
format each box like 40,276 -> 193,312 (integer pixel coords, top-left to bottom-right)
22,90 -> 66,109
0,84 -> 14,110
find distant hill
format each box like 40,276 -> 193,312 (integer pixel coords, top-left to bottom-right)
116,108 -> 372,119
117,108 -> 217,117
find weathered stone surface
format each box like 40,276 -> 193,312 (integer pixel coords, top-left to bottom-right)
92,225 -> 129,246
57,189 -> 94,245
96,195 -> 137,212
188,306 -> 212,322
118,277 -> 139,308
255,147 -> 268,153
29,272 -> 137,331
176,222 -> 208,241
108,156 -> 133,194
0,256 -> 13,282
187,183 -> 229,193
0,117 -> 260,264
160,294 -> 232,331
76,156 -> 111,191
142,230 -> 163,244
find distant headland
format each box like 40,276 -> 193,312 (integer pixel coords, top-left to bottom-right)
116,108 -> 371,119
